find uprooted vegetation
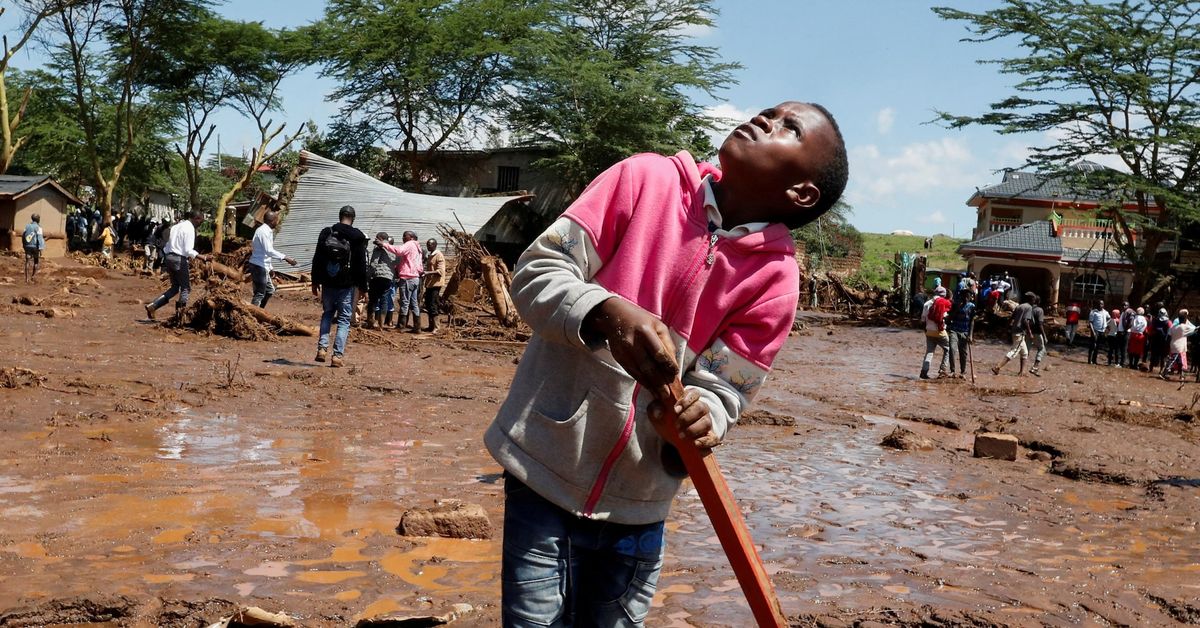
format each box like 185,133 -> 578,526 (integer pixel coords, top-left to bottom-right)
167,282 -> 315,340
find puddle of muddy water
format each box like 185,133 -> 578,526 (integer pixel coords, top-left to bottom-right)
656,409 -> 1200,624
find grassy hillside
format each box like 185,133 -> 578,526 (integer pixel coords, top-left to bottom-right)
857,233 -> 967,289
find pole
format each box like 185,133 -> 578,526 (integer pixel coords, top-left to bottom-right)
652,380 -> 788,628
968,318 -> 977,385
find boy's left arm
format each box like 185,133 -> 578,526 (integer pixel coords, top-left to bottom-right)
676,291 -> 799,446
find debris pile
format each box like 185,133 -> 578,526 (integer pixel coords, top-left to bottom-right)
168,282 -> 315,340
70,251 -> 146,273
1,367 -> 44,389
438,225 -> 531,342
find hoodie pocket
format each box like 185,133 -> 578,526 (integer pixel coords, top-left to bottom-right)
519,387 -> 630,485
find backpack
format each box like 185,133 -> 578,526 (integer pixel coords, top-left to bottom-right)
23,226 -> 38,246
321,227 -> 353,279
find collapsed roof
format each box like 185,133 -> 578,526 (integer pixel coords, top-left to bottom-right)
276,151 -> 529,273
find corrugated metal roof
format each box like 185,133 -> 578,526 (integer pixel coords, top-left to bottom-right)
0,174 -> 84,205
959,220 -> 1062,255
276,151 -> 525,274
0,175 -> 47,196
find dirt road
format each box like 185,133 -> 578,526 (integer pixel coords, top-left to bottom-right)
1,255 -> 1197,627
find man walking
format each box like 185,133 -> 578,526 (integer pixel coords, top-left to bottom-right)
145,211 -> 209,319
919,285 -> 952,379
1028,294 -> 1047,376
248,210 -> 297,309
992,291 -> 1034,376
946,288 -> 976,378
422,238 -> 446,332
311,205 -> 368,368
1087,300 -> 1109,364
22,213 -> 45,283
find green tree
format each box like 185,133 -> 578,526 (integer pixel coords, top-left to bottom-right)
0,2 -> 75,174
147,13 -> 286,218
933,0 -> 1200,303
40,0 -> 206,221
792,200 -> 861,267
504,0 -> 737,196
306,0 -> 545,191
211,27 -> 308,253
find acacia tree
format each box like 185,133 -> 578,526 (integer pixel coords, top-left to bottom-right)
0,2 -> 73,173
933,0 -> 1200,302
504,0 -> 737,196
211,27 -> 306,253
42,0 -> 202,221
307,0 -> 545,191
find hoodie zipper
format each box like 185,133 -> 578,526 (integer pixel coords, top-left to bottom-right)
580,226 -> 718,517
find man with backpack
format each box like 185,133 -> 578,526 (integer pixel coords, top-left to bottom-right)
22,213 -> 45,283
311,205 -> 368,368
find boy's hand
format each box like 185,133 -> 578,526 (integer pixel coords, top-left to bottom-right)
585,298 -> 677,394
648,388 -> 719,450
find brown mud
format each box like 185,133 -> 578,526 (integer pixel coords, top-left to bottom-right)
0,255 -> 1197,626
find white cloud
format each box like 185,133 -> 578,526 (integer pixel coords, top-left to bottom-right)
918,210 -> 947,224
701,102 -> 758,154
844,137 -> 979,206
876,107 -> 895,135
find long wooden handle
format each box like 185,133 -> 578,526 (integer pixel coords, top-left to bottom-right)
654,380 -> 787,627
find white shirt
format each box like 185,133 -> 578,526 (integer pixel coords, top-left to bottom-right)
164,220 -> 198,259
1089,308 -> 1110,334
1170,321 -> 1196,354
1130,314 -> 1148,334
250,223 -> 287,271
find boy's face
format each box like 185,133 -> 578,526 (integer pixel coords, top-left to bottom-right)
718,101 -> 838,223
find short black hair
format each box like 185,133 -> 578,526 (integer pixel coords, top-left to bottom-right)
187,209 -> 205,221
339,205 -> 356,219
807,102 -> 849,216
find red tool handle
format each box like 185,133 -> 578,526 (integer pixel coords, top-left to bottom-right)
654,380 -> 787,627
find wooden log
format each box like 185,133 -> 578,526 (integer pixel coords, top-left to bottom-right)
652,381 -> 787,627
480,256 -> 518,327
208,260 -> 248,282
227,297 -> 316,336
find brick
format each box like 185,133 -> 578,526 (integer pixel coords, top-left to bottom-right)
973,432 -> 1018,461
398,501 -> 492,540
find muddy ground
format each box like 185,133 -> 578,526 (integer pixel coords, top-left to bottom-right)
0,254 -> 1197,627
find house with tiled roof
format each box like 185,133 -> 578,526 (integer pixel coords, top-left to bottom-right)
957,163 -> 1157,309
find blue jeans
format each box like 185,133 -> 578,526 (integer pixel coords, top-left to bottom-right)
501,475 -> 663,627
317,286 -> 354,357
397,277 -> 421,318
249,263 -> 275,308
383,281 -> 396,314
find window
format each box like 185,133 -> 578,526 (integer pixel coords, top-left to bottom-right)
497,166 -> 520,192
1072,273 -> 1106,301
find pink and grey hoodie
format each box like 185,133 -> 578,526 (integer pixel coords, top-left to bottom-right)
484,151 -> 799,525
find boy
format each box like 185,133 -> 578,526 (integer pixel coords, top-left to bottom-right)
485,102 -> 848,626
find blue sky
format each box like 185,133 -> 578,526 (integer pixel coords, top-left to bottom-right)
3,0 -> 1066,235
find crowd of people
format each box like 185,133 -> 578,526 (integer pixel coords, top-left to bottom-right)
135,205 -> 447,369
307,205 -> 446,368
918,272 -> 1199,382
